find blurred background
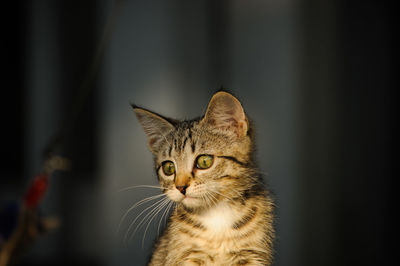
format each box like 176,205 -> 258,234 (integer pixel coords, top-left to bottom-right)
1,0 -> 395,265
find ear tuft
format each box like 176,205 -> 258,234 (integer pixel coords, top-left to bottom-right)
202,91 -> 248,137
132,106 -> 175,152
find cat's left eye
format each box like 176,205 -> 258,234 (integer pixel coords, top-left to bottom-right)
162,161 -> 175,176
196,155 -> 214,169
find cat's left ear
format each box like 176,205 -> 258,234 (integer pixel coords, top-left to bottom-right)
132,106 -> 175,153
201,91 -> 248,138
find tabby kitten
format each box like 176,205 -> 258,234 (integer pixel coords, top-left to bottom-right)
133,91 -> 274,265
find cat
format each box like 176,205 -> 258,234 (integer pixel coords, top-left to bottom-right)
133,90 -> 274,265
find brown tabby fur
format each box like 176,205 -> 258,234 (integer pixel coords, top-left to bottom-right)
133,91 -> 274,265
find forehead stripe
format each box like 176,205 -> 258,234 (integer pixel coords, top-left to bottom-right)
188,128 -> 192,140
182,137 -> 188,151
168,144 -> 173,157
191,141 -> 196,153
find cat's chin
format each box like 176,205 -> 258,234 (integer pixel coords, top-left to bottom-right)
180,196 -> 203,209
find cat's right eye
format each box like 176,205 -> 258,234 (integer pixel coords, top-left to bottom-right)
196,155 -> 214,169
162,161 -> 175,176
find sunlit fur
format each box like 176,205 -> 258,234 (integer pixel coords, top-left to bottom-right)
133,91 -> 274,265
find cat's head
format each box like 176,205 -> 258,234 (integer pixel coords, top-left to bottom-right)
133,91 -> 257,210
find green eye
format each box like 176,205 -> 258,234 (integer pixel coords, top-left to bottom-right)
196,155 -> 214,169
162,161 -> 175,176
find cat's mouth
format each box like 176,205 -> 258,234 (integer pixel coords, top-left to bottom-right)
178,193 -> 198,200
183,195 -> 198,200
168,189 -> 204,207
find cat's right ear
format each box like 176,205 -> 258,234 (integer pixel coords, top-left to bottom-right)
132,105 -> 175,153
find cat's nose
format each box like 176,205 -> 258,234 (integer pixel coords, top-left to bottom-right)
176,185 -> 188,195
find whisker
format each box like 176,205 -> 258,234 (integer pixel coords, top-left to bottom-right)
163,201 -> 174,226
133,198 -> 169,240
123,196 -> 166,243
229,187 -> 247,202
166,202 -> 174,224
203,191 -> 212,207
157,200 -> 173,237
203,192 -> 214,208
141,199 -> 170,247
117,193 -> 165,234
241,172 -> 268,186
200,194 -> 210,208
207,191 -> 219,206
255,169 -> 269,176
118,185 -> 169,193
213,181 -> 247,202
209,189 -> 236,204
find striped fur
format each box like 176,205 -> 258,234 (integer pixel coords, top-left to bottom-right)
133,91 -> 274,265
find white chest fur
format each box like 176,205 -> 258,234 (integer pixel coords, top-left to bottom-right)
198,203 -> 238,234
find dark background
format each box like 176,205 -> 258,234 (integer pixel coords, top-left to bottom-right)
2,0 -> 395,265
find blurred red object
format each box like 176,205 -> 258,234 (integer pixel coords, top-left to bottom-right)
23,174 -> 49,209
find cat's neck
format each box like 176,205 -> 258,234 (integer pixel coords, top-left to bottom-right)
176,200 -> 243,235
197,202 -> 238,233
